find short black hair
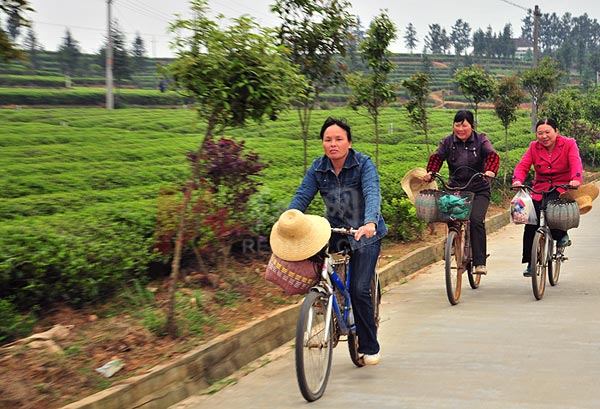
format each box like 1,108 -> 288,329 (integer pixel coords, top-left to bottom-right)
320,117 -> 352,141
453,110 -> 475,128
536,117 -> 558,131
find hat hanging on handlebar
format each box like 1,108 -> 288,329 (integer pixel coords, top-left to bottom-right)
270,209 -> 332,261
402,167 -> 438,205
559,183 -> 599,215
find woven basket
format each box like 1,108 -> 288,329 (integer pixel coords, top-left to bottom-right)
265,254 -> 320,295
415,189 -> 444,222
546,199 -> 580,231
416,189 -> 474,222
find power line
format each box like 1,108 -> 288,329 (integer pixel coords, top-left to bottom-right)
498,0 -> 531,12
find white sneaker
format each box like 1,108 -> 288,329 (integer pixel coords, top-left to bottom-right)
362,352 -> 381,365
473,265 -> 487,275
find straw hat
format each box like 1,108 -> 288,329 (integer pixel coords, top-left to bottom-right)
559,183 -> 600,215
401,167 -> 438,205
269,209 -> 331,261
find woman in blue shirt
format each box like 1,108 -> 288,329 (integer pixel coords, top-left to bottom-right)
288,117 -> 387,366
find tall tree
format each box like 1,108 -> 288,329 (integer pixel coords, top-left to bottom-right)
166,0 -> 303,337
6,5 -> 20,41
57,29 -> 81,78
346,10 -> 398,168
471,28 -> 485,57
404,22 -> 418,54
520,56 -> 564,131
271,0 -> 355,173
402,73 -> 431,156
454,64 -> 496,126
0,0 -> 32,61
98,20 -> 132,87
342,15 -> 365,72
450,19 -> 471,57
131,32 -> 146,71
424,23 -> 447,54
22,24 -> 41,70
493,76 -> 526,186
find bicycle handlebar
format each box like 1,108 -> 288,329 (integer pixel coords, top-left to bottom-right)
511,184 -> 577,195
431,171 -> 491,191
331,227 -> 358,235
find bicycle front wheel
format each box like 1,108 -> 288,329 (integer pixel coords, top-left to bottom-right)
445,230 -> 463,305
295,291 -> 333,402
531,230 -> 550,300
549,240 -> 561,286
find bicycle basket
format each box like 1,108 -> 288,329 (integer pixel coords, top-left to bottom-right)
415,189 -> 444,223
437,191 -> 475,222
265,253 -> 320,295
546,199 -> 580,231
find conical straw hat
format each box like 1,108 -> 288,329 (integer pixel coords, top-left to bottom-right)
269,209 -> 331,261
401,167 -> 438,205
559,183 -> 599,215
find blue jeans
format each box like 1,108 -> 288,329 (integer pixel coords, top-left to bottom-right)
349,240 -> 381,355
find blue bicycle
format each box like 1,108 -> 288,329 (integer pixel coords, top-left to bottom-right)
295,227 -> 381,402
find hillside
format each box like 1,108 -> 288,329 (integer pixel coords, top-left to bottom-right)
0,51 -> 564,107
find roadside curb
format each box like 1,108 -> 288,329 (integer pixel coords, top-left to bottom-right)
62,212 -> 510,409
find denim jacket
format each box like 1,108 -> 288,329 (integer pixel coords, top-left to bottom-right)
288,149 -> 387,251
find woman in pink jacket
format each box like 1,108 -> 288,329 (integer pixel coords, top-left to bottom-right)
512,118 -> 583,277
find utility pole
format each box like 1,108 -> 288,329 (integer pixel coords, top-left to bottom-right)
106,0 -> 114,110
531,4 -> 541,131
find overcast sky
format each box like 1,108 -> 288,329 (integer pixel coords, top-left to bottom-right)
24,0 -> 600,58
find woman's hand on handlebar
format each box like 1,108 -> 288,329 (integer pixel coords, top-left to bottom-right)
422,172 -> 433,183
354,222 -> 376,241
483,170 -> 496,180
570,180 -> 581,188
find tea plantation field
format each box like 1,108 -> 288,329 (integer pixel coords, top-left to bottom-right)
0,107 -> 534,310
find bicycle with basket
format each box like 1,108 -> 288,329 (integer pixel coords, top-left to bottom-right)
415,171 -> 487,305
292,227 -> 381,401
511,183 -> 579,300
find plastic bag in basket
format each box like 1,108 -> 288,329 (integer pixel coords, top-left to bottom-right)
438,193 -> 472,220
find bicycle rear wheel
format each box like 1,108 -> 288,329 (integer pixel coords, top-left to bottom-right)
530,230 -> 550,300
445,230 -> 463,305
549,240 -> 561,286
295,291 -> 333,402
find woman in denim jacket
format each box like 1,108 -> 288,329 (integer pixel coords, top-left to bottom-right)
288,117 -> 387,366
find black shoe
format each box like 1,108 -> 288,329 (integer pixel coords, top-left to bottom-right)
522,265 -> 532,277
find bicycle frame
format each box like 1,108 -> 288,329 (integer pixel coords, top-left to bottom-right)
315,255 -> 354,341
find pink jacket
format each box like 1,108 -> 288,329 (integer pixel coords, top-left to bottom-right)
512,135 -> 583,201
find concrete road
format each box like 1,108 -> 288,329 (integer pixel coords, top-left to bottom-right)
172,191 -> 600,409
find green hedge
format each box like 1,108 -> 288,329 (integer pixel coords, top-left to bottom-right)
0,87 -> 186,106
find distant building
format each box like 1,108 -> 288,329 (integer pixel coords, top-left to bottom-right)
514,38 -> 533,60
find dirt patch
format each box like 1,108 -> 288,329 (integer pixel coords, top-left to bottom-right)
0,205 -> 504,408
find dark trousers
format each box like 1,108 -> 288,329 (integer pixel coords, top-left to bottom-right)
349,240 -> 381,355
470,191 -> 490,266
521,190 -> 567,264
